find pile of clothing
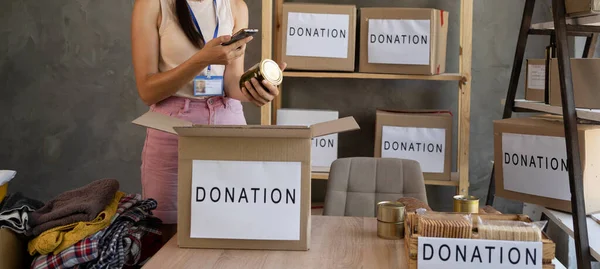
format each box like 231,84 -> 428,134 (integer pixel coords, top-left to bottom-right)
2,178 -> 163,269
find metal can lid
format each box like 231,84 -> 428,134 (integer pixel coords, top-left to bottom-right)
261,59 -> 282,84
453,195 -> 479,201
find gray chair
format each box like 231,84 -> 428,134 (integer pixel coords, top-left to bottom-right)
323,157 -> 428,217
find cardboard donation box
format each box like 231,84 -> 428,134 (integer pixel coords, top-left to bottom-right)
281,3 -> 357,71
549,58 -> 600,109
565,0 -> 600,16
359,8 -> 449,75
494,116 -> 600,214
525,59 -> 546,102
374,109 -> 452,180
277,109 -> 339,172
133,112 -> 359,250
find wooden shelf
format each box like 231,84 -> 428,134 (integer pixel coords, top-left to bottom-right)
284,71 -> 464,81
531,14 -> 600,30
542,208 -> 600,261
529,14 -> 600,35
512,99 -> 600,122
311,171 -> 460,187
270,0 -> 472,197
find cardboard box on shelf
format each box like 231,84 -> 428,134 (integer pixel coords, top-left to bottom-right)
359,8 -> 449,75
549,58 -> 600,109
276,109 -> 339,172
565,0 -> 600,17
525,59 -> 546,102
494,116 -> 600,214
374,109 -> 452,180
280,3 -> 357,71
133,112 -> 359,250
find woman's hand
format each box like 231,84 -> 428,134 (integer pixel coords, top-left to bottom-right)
193,35 -> 253,66
241,62 -> 287,107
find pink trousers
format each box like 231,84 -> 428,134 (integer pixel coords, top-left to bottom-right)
140,96 -> 246,224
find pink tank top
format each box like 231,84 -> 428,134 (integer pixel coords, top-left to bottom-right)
158,0 -> 234,99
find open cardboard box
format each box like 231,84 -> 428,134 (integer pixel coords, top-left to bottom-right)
133,112 -> 359,250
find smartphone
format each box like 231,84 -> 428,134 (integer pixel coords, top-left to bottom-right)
222,28 -> 258,46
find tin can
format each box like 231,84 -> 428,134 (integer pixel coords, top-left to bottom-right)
376,201 -> 405,239
453,195 -> 479,213
377,221 -> 405,240
239,59 -> 283,89
376,201 -> 406,223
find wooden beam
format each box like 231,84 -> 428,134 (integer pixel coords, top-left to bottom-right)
271,0 -> 284,125
261,0 -> 273,125
458,0 -> 473,196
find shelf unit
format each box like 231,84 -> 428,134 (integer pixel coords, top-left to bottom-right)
259,0 -> 473,196
486,1 -> 600,268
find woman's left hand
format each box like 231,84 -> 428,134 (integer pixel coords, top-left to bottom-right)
241,62 -> 287,107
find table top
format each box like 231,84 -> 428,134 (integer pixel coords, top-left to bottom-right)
542,208 -> 600,261
142,215 -> 407,269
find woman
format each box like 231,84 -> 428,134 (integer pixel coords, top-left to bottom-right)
131,0 -> 285,241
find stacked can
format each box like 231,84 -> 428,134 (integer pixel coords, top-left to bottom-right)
376,201 -> 406,239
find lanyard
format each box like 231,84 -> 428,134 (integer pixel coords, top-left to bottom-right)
187,0 -> 219,74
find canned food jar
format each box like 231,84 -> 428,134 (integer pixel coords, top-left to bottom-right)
239,59 -> 283,89
453,195 -> 479,213
376,201 -> 406,240
376,201 -> 406,223
377,220 -> 405,240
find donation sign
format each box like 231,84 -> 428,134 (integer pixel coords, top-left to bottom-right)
190,160 -> 302,240
502,133 -> 570,201
367,19 -> 431,65
286,12 -> 350,58
381,126 -> 445,173
418,237 -> 543,269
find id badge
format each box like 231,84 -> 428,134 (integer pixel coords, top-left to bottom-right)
193,75 -> 224,97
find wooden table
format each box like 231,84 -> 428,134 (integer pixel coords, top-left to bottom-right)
143,215 -> 407,268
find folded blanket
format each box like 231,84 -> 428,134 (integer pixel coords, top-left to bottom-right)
28,192 -> 125,256
29,179 -> 119,236
0,192 -> 44,234
0,192 -> 44,212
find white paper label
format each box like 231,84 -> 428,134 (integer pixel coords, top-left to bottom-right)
527,64 -> 546,90
381,126 -> 445,173
502,133 -> 570,201
418,237 -> 543,269
285,12 -> 349,59
190,160 -> 302,240
276,109 -> 339,171
367,19 -> 431,65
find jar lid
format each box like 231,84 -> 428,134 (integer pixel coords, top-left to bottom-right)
453,195 -> 479,203
377,201 -> 406,223
261,59 -> 283,85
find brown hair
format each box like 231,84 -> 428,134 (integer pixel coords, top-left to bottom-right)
174,0 -> 205,48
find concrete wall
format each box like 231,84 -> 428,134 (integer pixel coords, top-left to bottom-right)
0,0 -> 557,212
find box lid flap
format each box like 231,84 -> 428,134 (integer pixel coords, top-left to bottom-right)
310,116 -> 360,138
132,111 -> 193,135
377,108 -> 452,116
174,125 -> 312,138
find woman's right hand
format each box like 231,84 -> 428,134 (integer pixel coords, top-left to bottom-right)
194,35 -> 253,66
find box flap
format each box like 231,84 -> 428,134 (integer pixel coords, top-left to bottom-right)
310,117 -> 360,138
132,111 -> 193,135
174,124 -> 311,138
376,108 -> 452,116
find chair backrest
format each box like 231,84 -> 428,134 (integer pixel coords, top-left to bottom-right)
323,157 -> 428,217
